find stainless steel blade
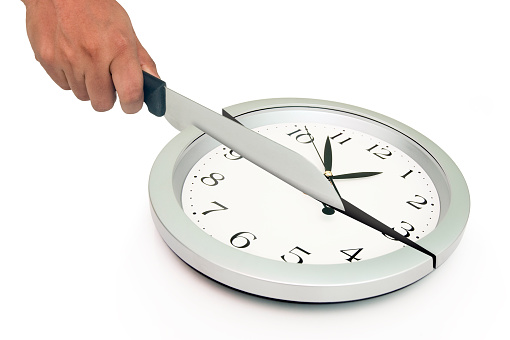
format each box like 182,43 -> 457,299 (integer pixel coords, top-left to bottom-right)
164,87 -> 345,211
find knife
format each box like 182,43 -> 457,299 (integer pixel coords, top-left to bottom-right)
142,71 -> 345,211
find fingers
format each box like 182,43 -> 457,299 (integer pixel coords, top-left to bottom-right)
109,38 -> 159,114
53,70 -> 71,91
24,0 -> 70,91
110,52 -> 144,114
59,43 -> 154,114
137,38 -> 159,78
62,45 -> 154,113
65,69 -> 90,102
85,67 -> 116,112
39,60 -> 71,91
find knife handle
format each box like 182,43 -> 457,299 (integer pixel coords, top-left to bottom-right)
142,71 -> 166,117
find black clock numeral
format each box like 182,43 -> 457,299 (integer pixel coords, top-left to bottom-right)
331,132 -> 352,145
401,170 -> 413,179
340,248 -> 363,262
383,221 -> 416,240
367,144 -> 392,159
287,128 -> 314,144
201,173 -> 225,186
202,201 -> 229,215
224,149 -> 243,160
281,246 -> 311,264
230,232 -> 257,248
407,195 -> 428,209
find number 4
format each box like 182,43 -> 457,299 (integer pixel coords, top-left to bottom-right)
340,248 -> 363,262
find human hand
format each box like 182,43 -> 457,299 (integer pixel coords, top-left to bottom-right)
22,0 -> 158,113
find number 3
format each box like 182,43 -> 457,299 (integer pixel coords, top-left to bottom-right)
384,221 -> 415,240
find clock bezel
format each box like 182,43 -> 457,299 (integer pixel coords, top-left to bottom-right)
149,98 -> 469,302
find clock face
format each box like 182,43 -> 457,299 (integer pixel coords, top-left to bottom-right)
149,100 -> 469,302
181,121 -> 440,265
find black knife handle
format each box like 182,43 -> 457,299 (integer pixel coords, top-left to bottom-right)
143,71 -> 166,117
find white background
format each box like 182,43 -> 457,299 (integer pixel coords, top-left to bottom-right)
1,1 -> 508,339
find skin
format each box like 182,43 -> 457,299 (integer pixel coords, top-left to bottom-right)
21,0 -> 159,113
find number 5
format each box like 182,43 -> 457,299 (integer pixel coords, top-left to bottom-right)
281,246 -> 311,264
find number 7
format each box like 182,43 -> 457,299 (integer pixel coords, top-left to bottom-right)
202,201 -> 228,215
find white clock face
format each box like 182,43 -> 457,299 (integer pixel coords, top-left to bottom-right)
181,121 -> 440,265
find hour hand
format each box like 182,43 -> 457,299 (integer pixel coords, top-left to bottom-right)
324,136 -> 333,177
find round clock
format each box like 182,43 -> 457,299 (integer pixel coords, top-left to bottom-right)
148,98 -> 469,303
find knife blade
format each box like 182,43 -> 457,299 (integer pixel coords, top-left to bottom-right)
142,71 -> 345,211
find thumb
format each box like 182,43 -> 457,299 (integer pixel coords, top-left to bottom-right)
136,38 -> 159,78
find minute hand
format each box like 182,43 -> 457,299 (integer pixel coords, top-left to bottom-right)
142,71 -> 345,211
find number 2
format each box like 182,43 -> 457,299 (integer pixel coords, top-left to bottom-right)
407,195 -> 428,209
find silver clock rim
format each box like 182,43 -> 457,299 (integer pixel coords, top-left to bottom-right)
149,98 -> 470,303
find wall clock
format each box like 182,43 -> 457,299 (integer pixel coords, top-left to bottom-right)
148,96 -> 470,303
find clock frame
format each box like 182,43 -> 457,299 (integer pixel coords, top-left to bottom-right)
149,98 -> 469,303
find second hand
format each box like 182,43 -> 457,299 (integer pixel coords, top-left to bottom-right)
304,126 -> 325,166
